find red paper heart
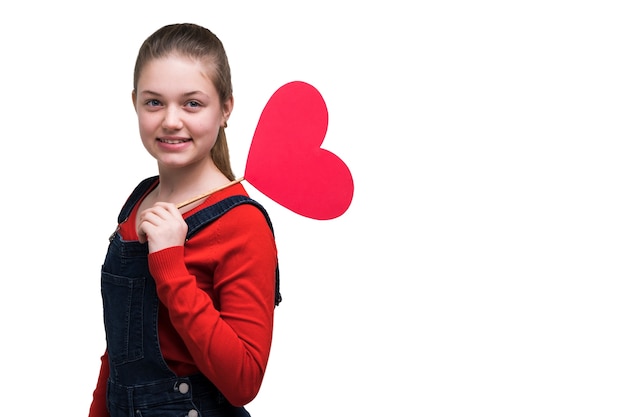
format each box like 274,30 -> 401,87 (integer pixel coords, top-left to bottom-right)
245,81 -> 354,220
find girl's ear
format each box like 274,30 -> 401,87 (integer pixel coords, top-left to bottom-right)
222,96 -> 234,126
131,90 -> 138,112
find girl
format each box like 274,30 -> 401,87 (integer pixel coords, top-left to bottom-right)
89,23 -> 281,417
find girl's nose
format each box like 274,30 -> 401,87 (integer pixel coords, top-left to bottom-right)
162,107 -> 183,130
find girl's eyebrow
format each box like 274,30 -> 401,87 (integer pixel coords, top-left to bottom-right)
182,91 -> 208,98
138,90 -> 207,97
138,90 -> 162,97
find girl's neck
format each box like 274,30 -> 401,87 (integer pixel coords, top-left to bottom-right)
154,162 -> 230,205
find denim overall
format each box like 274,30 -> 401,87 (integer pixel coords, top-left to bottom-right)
101,177 -> 280,417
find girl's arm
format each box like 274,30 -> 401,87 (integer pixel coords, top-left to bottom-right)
88,351 -> 110,417
148,203 -> 278,406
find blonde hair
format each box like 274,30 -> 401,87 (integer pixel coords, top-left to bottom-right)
133,23 -> 235,180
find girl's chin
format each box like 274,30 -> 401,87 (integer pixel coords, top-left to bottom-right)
157,159 -> 192,168
155,155 -> 210,170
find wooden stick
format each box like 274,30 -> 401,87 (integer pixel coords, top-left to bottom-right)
176,177 -> 245,209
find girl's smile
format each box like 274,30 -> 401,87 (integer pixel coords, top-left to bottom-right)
156,135 -> 193,152
158,136 -> 191,144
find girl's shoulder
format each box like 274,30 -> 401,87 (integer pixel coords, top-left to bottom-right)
117,176 -> 159,224
185,183 -> 273,236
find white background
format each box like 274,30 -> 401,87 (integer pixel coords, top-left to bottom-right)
1,1 -> 625,416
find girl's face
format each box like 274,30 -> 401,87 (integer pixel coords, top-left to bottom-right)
133,55 -> 232,171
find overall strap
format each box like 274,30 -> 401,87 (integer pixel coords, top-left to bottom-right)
185,195 -> 282,306
117,176 -> 159,224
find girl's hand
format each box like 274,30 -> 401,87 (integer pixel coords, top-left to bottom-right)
137,202 -> 188,253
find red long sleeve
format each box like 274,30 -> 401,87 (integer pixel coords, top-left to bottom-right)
150,198 -> 277,406
88,352 -> 110,417
89,184 -> 278,414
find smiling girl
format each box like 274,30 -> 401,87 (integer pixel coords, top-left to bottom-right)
88,23 -> 281,417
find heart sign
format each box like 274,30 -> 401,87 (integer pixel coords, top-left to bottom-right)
245,81 -> 354,220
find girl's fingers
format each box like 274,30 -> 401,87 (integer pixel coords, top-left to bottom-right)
136,202 -> 188,250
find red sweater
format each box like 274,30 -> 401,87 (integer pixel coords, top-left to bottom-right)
89,183 -> 278,416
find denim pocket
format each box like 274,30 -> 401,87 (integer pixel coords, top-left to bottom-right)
101,271 -> 145,364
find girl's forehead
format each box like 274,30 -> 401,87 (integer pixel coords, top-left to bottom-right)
144,54 -> 204,70
139,56 -> 214,85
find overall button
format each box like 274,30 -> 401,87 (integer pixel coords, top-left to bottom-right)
187,410 -> 198,417
178,382 -> 189,394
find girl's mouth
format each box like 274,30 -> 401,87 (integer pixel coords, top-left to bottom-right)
157,138 -> 191,144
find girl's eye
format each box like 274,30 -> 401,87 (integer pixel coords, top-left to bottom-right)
186,100 -> 201,108
146,99 -> 161,107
